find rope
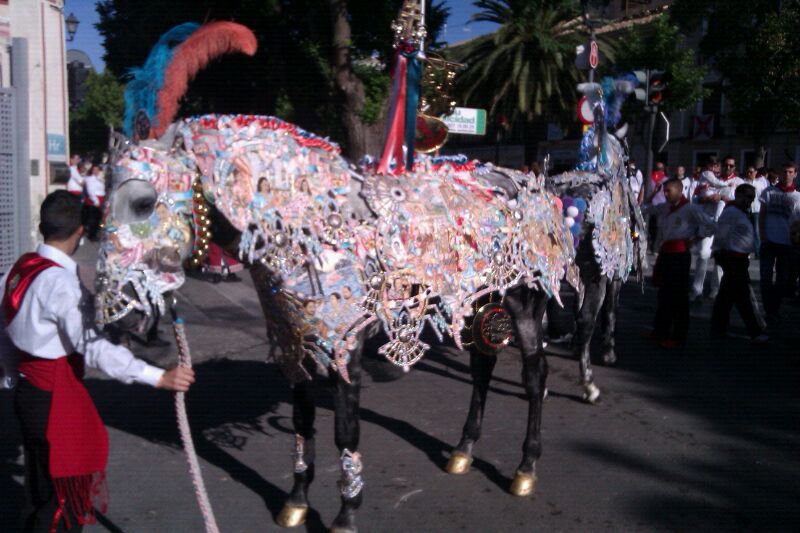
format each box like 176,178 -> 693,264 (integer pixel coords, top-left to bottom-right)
173,318 -> 220,533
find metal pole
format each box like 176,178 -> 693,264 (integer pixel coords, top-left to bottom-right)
12,38 -> 31,253
644,110 -> 657,200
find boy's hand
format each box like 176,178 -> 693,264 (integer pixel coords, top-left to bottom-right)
157,366 -> 195,392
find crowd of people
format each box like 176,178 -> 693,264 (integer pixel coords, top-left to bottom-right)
631,155 -> 800,348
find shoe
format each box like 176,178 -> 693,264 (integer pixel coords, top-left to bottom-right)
750,334 -> 769,343
548,332 -> 573,344
211,273 -> 222,284
224,273 -> 242,282
659,339 -> 682,349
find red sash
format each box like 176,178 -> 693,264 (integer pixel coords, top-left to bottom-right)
3,253 -> 108,531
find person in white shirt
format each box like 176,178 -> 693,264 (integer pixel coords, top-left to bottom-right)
0,191 -> 194,531
711,184 -> 768,341
83,165 -> 107,241
66,154 -> 85,198
627,159 -> 644,204
691,155 -> 743,301
742,165 -> 769,255
676,165 -> 696,201
649,179 -> 716,348
758,161 -> 800,319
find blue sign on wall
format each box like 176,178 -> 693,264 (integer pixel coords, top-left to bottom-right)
47,133 -> 65,158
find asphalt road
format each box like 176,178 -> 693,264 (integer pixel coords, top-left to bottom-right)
1,244 -> 798,532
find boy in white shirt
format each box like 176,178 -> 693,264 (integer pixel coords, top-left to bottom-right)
711,184 -> 768,341
1,191 -> 194,531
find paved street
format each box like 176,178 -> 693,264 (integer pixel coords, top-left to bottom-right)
2,244 -> 799,532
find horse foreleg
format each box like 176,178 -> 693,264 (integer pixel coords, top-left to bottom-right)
276,380 -> 316,528
599,278 -> 623,365
446,347 -> 498,475
505,288 -> 548,497
575,277 -> 608,403
331,341 -> 364,533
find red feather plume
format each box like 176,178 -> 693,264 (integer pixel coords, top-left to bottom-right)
152,21 -> 258,138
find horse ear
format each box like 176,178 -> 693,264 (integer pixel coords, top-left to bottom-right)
615,123 -> 629,140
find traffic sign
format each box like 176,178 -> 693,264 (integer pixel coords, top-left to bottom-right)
577,96 -> 594,125
589,41 -> 599,69
441,107 -> 487,135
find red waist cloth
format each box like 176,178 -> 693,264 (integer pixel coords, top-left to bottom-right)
660,239 -> 689,253
4,253 -> 108,530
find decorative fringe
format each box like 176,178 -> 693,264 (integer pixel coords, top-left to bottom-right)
152,22 -> 258,138
52,472 -> 107,532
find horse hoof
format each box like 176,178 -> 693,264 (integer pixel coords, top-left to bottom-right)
277,504 -> 308,528
446,452 -> 473,474
509,471 -> 537,497
602,351 -> 617,365
583,382 -> 601,404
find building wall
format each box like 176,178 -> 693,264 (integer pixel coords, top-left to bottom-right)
9,0 -> 69,246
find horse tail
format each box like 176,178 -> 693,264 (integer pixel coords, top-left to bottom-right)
123,21 -> 257,139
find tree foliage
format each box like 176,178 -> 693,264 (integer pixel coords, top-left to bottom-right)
671,0 -> 800,144
69,71 -> 125,155
95,0 -> 449,157
612,15 -> 707,113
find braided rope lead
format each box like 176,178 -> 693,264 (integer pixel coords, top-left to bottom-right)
173,318 -> 220,533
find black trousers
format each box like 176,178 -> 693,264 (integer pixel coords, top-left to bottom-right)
711,254 -> 763,338
653,252 -> 691,343
14,379 -> 82,533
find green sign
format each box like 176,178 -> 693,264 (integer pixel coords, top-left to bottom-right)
442,107 -> 487,136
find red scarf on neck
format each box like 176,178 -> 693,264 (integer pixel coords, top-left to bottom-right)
778,183 -> 796,193
669,195 -> 689,213
3,253 -> 108,531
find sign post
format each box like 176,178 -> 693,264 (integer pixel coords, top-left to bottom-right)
441,107 -> 487,136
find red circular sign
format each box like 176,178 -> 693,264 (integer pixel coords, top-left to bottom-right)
589,41 -> 599,69
577,96 -> 594,125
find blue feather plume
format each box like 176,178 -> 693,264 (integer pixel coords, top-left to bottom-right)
123,22 -> 201,137
602,74 -> 639,128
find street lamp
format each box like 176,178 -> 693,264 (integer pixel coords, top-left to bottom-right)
65,13 -> 79,42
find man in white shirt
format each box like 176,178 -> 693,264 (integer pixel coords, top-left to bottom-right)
627,159 -> 644,205
66,154 -> 85,197
691,155 -> 743,301
83,165 -> 107,241
759,161 -> 800,320
676,165 -> 696,200
742,165 -> 769,255
711,184 -> 768,341
1,191 -> 194,531
649,179 -> 716,348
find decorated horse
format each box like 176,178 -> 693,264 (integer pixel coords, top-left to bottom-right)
548,77 -> 648,404
95,20 -> 576,532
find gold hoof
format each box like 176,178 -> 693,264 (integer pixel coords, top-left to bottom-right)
446,452 -> 473,474
509,471 -> 536,497
277,504 -> 308,528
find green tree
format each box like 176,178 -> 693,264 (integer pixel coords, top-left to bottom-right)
612,15 -> 707,113
69,71 -> 125,155
671,0 -> 800,165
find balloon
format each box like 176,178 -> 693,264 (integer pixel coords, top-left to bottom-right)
564,216 -> 575,228
570,223 -> 580,235
561,196 -> 574,209
566,206 -> 579,218
574,198 -> 587,212
553,197 -> 563,212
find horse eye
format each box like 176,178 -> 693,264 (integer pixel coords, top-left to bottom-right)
112,180 -> 158,224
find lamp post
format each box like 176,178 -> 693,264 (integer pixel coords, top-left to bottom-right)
65,13 -> 79,42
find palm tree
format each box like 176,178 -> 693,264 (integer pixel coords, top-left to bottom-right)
453,0 -> 597,161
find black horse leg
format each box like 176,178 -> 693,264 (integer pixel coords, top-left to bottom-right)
575,276 -> 608,403
504,287 -> 548,496
330,335 -> 364,533
446,347 -> 498,474
277,379 -> 316,527
599,278 -> 623,365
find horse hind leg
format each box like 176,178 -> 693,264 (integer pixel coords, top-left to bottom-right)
331,335 -> 365,533
600,278 -> 623,365
446,347 -> 498,475
277,379 -> 316,528
505,287 -> 548,496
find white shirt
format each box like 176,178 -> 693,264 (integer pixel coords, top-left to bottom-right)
67,165 -> 85,194
84,173 -> 106,206
760,185 -> 800,246
628,169 -> 644,200
0,244 -> 164,389
653,201 -> 716,248
695,172 -> 743,220
679,176 -> 697,201
746,176 -> 769,213
713,205 -> 755,254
